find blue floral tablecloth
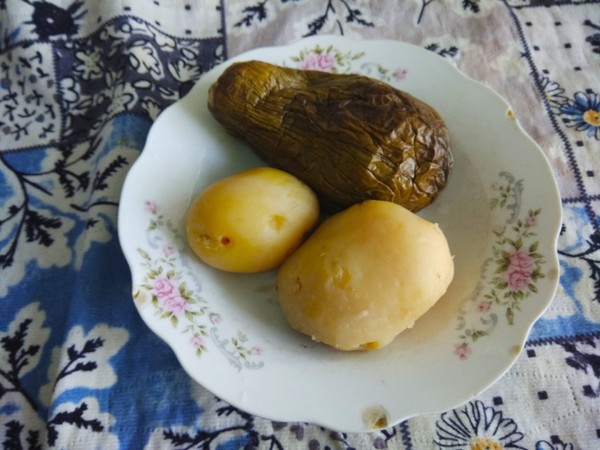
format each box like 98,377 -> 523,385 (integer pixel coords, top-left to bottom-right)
1,1 -> 600,448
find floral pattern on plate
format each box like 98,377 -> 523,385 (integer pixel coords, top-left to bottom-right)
134,200 -> 264,371
454,172 -> 546,360
288,44 -> 408,82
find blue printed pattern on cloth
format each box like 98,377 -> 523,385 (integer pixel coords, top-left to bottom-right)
1,0 -> 600,448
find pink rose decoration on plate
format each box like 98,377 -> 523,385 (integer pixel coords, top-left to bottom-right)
161,294 -> 188,316
139,200 -> 264,366
454,343 -> 471,360
505,269 -> 531,292
477,301 -> 492,313
190,335 -> 204,348
300,52 -> 336,72
505,249 -> 535,292
144,200 -> 158,213
508,248 -> 535,272
153,275 -> 188,316
153,275 -> 175,298
452,174 -> 547,359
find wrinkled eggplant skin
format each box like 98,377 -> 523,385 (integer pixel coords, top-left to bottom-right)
207,60 -> 453,212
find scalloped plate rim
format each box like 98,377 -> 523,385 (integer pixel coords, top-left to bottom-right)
118,36 -> 562,432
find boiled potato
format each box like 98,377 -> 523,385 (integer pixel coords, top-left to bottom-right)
186,167 -> 319,273
277,200 -> 454,351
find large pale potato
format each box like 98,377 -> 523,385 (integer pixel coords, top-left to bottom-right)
186,167 -> 319,273
277,200 -> 454,351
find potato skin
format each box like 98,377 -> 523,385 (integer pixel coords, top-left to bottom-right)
276,200 -> 454,351
186,167 -> 319,273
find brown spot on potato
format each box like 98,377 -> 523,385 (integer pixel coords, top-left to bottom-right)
330,261 -> 351,289
293,276 -> 302,293
360,341 -> 380,350
270,214 -> 286,230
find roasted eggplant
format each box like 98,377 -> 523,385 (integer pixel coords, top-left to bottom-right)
207,60 -> 453,212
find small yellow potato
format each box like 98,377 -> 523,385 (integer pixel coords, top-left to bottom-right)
277,200 -> 454,351
186,167 -> 319,273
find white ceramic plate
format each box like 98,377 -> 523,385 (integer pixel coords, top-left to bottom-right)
118,36 -> 562,432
